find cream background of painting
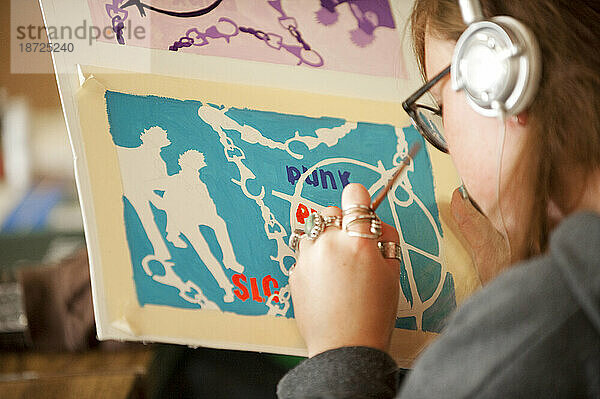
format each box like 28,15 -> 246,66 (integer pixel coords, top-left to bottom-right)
39,0 -> 480,366
76,66 -> 479,366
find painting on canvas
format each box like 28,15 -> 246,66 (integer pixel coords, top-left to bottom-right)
104,89 -> 456,333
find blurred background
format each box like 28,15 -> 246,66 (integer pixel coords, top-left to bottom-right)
0,0 -> 79,233
0,1 -> 299,397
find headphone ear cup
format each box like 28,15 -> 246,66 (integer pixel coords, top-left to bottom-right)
492,16 -> 542,116
451,16 -> 541,117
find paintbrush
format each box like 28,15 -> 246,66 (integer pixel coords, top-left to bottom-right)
371,142 -> 422,211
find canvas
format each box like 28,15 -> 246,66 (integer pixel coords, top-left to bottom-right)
104,90 -> 455,332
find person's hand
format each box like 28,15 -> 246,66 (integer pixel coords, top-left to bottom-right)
451,188 -> 510,284
290,184 -> 401,358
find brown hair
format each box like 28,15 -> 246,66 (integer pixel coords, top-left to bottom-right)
410,0 -> 600,260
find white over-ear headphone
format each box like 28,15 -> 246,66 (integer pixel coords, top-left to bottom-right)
452,0 -> 542,118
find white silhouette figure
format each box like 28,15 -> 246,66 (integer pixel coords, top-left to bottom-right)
156,150 -> 245,303
117,126 -> 171,262
117,127 -> 219,309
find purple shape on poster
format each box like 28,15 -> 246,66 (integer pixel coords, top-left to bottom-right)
316,0 -> 396,47
169,17 -> 238,51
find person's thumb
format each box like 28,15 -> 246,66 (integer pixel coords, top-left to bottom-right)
451,187 -> 490,249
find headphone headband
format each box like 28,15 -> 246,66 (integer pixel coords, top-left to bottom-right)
458,0 -> 484,24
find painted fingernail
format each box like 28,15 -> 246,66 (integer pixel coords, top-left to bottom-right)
458,185 -> 469,199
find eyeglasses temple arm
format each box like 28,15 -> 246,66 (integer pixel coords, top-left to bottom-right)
402,65 -> 451,111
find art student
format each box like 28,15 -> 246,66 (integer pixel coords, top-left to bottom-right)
277,0 -> 600,397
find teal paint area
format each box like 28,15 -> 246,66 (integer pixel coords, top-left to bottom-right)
106,90 -> 456,331
410,251 -> 442,303
124,197 -> 200,309
399,257 -> 413,308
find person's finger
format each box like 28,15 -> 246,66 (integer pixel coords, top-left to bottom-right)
379,221 -> 399,244
451,187 -> 510,283
451,187 -> 509,255
377,221 -> 401,277
341,183 -> 376,238
341,183 -> 371,209
451,187 -> 492,247
295,232 -> 311,256
321,205 -> 342,218
296,206 -> 342,254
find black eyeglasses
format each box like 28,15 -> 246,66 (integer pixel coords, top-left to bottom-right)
402,65 -> 450,153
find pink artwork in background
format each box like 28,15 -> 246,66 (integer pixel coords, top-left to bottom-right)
89,0 -> 408,78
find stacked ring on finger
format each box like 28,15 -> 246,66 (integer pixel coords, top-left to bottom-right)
288,228 -> 305,253
323,215 -> 342,229
288,213 -> 343,253
304,212 -> 342,239
342,205 -> 383,239
304,212 -> 325,239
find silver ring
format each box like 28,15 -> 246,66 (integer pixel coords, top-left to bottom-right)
342,205 -> 382,239
323,215 -> 342,229
342,204 -> 373,217
378,241 -> 402,262
304,212 -> 325,239
304,213 -> 342,239
288,228 -> 306,252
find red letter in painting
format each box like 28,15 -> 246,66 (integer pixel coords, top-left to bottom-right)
296,203 -> 309,224
262,275 -> 279,303
249,277 -> 264,302
232,274 -> 249,301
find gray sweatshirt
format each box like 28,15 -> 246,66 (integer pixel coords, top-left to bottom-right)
278,212 -> 600,398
